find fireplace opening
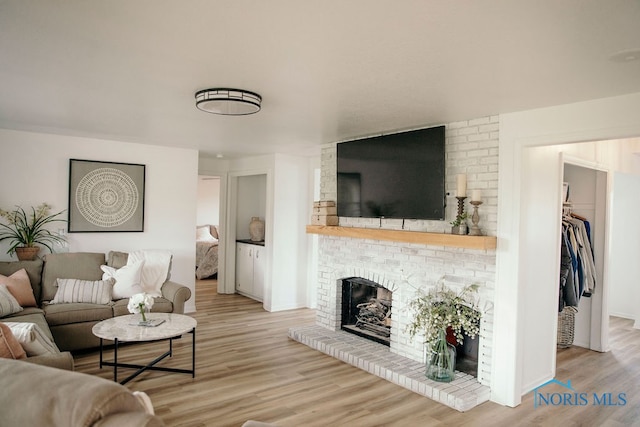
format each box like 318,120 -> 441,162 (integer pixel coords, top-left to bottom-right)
446,324 -> 480,377
341,277 -> 391,346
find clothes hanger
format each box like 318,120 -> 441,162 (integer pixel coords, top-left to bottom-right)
570,212 -> 587,221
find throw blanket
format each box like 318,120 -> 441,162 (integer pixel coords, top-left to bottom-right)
195,241 -> 218,279
127,250 -> 172,297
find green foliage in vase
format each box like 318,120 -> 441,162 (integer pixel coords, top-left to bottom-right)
450,212 -> 469,227
406,280 -> 482,347
0,203 -> 67,255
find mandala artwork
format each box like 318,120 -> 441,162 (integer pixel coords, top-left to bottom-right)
75,167 -> 139,228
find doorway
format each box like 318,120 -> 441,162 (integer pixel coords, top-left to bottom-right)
196,175 -> 221,281
559,158 -> 608,353
515,139 -> 640,399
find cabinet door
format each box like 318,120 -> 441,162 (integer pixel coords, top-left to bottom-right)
253,245 -> 265,300
235,244 -> 254,295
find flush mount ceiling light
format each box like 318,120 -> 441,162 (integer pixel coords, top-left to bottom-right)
195,88 -> 262,115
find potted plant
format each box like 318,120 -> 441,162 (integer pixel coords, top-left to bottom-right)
406,280 -> 481,382
450,212 -> 468,235
0,203 -> 67,260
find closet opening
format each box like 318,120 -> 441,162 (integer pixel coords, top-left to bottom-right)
557,159 -> 608,353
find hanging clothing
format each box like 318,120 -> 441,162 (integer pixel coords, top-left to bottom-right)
559,226 -> 579,312
568,216 -> 596,296
558,214 -> 596,312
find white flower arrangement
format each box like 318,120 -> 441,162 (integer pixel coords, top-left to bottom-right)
127,293 -> 154,322
406,280 -> 482,348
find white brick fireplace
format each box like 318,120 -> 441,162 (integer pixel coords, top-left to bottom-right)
315,239 -> 496,383
290,117 -> 499,411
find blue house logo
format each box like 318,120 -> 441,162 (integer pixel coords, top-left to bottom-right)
533,378 -> 626,408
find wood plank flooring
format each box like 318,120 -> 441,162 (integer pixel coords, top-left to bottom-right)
73,281 -> 640,427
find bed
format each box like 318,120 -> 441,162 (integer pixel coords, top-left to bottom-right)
195,225 -> 219,279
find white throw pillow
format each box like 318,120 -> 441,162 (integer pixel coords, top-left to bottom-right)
3,322 -> 59,356
196,226 -> 217,242
0,284 -> 23,318
101,260 -> 145,300
126,250 -> 172,297
51,278 -> 114,305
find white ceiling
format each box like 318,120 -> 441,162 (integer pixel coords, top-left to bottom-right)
1,1 -> 639,158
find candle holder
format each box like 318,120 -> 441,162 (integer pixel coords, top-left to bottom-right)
452,196 -> 468,235
456,196 -> 466,219
469,200 -> 483,236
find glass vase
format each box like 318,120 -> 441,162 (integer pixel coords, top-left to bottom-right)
426,328 -> 456,382
138,305 -> 150,325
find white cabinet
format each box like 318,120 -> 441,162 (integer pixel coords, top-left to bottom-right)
235,242 -> 265,301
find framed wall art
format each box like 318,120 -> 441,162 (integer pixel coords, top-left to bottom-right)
68,159 -> 145,232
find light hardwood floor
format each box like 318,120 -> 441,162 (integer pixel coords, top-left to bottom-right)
74,281 -> 640,427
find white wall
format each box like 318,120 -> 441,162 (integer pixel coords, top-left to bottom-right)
608,172 -> 640,321
196,176 -> 220,226
0,129 -> 198,313
236,174 -> 267,240
306,162 -> 321,309
495,91 -> 640,407
269,153 -> 312,311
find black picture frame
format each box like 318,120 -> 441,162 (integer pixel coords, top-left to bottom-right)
68,159 -> 145,232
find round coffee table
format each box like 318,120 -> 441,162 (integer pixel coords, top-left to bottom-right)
92,313 -> 197,384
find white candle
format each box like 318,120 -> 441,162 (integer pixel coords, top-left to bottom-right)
456,174 -> 467,197
472,189 -> 482,202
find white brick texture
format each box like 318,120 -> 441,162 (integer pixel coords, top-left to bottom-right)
315,117 -> 498,387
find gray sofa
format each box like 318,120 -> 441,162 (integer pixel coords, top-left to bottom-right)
0,251 -> 192,368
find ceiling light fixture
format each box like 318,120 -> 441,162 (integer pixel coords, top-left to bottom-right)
195,88 -> 262,115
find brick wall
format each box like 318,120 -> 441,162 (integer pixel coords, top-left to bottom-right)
316,116 -> 498,386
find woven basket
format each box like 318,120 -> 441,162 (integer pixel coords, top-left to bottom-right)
557,307 -> 577,348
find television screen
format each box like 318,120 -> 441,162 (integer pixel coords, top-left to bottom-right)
337,125 -> 445,220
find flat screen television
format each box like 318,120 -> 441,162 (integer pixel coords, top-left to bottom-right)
337,125 -> 445,220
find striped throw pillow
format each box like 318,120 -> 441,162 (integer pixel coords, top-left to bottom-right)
0,284 -> 23,317
51,278 -> 114,305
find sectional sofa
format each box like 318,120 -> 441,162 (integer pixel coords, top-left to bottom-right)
0,357 -> 165,426
0,251 -> 192,368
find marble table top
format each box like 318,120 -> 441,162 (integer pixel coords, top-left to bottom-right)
92,313 -> 197,343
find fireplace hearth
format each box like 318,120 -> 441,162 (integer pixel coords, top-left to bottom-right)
341,277 -> 392,346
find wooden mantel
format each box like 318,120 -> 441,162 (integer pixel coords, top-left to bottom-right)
306,225 -> 497,250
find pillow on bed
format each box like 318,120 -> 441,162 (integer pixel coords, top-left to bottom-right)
196,226 -> 218,243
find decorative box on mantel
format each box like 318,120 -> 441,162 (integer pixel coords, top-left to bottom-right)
311,200 -> 338,226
